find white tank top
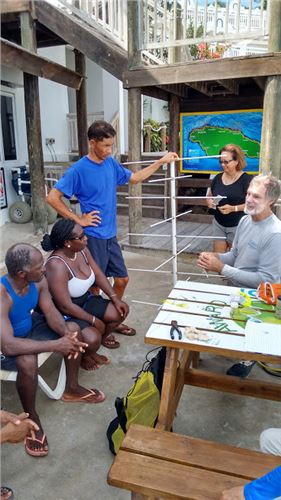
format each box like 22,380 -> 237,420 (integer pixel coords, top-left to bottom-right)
47,251 -> 96,298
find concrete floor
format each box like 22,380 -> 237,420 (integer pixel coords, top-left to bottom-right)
1,218 -> 280,500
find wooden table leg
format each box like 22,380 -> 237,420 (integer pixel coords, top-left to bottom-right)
156,347 -> 179,431
192,352 -> 200,368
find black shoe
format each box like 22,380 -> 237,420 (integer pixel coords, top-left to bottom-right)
226,361 -> 256,378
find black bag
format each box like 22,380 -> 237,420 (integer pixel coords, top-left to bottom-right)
106,347 -> 166,454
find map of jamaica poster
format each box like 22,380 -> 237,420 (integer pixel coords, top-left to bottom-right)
180,109 -> 262,174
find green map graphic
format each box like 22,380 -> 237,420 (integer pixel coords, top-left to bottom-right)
189,126 -> 260,158
180,110 -> 262,173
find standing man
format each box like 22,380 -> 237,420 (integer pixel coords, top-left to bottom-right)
1,244 -> 104,458
197,174 -> 281,377
46,120 -> 178,336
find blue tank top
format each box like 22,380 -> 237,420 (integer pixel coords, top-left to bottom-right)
1,275 -> 39,337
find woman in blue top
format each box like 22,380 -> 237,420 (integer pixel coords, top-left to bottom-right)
207,144 -> 251,253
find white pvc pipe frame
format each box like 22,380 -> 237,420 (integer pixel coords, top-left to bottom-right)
125,157 -> 226,286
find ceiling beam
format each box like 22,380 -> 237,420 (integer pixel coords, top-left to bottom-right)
1,37 -> 83,89
0,0 -> 30,14
123,53 -> 281,88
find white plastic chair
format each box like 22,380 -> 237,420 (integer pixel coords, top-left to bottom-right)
0,352 -> 66,400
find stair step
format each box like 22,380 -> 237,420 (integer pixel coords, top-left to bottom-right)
117,204 -> 164,218
118,183 -> 165,194
117,192 -> 164,207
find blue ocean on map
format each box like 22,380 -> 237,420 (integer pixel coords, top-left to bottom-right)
181,111 -> 262,174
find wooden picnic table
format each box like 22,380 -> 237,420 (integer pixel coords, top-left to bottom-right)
145,280 -> 281,431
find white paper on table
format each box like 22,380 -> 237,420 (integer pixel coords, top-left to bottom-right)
244,320 -> 281,355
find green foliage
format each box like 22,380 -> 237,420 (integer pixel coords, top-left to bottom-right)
143,119 -> 163,152
186,22 -> 204,59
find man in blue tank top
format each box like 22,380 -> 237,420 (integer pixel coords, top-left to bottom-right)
0,243 -> 105,458
46,120 -> 178,339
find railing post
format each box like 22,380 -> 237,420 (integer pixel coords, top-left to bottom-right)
160,125 -> 167,152
144,125 -> 151,153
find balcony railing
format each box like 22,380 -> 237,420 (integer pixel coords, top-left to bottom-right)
47,0 -> 270,66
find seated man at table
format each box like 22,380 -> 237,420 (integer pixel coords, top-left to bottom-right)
197,174 -> 281,378
0,243 -> 104,458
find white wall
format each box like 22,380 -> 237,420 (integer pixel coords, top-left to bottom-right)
38,46 -> 70,162
0,68 -> 28,226
143,96 -> 169,124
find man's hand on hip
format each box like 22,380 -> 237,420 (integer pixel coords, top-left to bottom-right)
80,211 -> 101,227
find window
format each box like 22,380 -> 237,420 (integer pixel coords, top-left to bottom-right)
1,94 -> 17,161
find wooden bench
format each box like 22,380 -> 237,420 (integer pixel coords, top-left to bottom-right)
0,352 -> 66,400
107,424 -> 281,500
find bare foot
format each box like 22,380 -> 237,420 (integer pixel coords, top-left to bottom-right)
91,352 -> 110,366
81,353 -> 110,371
81,354 -> 100,371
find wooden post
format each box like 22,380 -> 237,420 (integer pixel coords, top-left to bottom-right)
167,94 -> 180,217
75,49 -> 88,157
160,125 -> 167,151
20,11 -> 48,234
127,0 -> 142,69
128,88 -> 142,245
144,125 -> 151,152
259,0 -> 281,188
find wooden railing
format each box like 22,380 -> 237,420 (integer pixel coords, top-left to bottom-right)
48,0 -> 127,49
47,0 -> 270,68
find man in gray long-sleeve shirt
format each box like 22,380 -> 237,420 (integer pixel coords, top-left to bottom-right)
197,173 -> 281,377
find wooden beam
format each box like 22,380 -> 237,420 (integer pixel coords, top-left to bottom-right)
185,369 -> 281,402
35,0 -> 127,81
20,10 -> 48,234
123,53 -> 281,88
128,88 -> 142,246
1,38 -> 83,90
0,0 -> 30,14
75,50 -> 88,156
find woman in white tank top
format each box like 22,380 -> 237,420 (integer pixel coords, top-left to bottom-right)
42,219 -> 130,370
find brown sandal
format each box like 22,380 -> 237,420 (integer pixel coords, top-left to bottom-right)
102,334 -> 120,349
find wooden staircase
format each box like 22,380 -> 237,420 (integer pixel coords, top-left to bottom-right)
35,0 -> 127,81
117,155 -> 167,219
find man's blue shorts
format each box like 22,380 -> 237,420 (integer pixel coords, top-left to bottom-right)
86,236 -> 128,278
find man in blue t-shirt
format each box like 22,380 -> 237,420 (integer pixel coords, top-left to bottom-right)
220,466 -> 281,499
47,120 -> 178,339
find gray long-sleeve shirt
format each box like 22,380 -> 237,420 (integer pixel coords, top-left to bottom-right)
219,213 -> 281,288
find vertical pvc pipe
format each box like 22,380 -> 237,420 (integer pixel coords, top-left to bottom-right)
170,160 -> 177,286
